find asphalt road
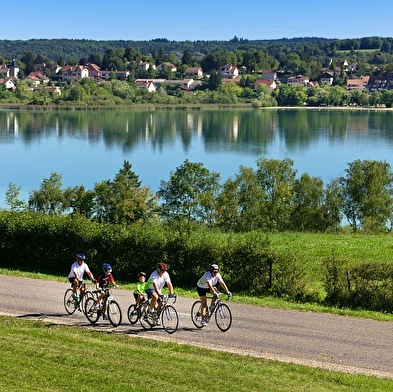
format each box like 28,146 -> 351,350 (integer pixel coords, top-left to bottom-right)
1,275 -> 393,379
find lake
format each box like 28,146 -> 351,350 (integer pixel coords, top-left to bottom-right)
1,108 -> 393,208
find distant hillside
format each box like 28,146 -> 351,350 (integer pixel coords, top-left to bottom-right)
0,37 -> 334,62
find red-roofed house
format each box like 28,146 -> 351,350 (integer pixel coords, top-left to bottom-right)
61,65 -> 89,82
220,64 -> 239,78
254,79 -> 277,90
287,74 -> 309,86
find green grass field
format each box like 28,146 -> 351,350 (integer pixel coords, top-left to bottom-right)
1,316 -> 393,392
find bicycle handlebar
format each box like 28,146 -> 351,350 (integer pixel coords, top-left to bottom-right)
210,292 -> 232,301
160,294 -> 177,304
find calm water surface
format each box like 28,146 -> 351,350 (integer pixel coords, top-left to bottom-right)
1,108 -> 393,207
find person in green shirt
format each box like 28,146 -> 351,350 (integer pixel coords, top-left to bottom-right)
134,272 -> 149,307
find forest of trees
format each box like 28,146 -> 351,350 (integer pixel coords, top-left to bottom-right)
1,36 -> 393,69
5,158 -> 393,234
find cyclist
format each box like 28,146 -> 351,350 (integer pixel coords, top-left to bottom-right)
197,264 -> 231,327
146,262 -> 174,315
95,263 -> 118,318
134,272 -> 149,307
67,253 -> 95,299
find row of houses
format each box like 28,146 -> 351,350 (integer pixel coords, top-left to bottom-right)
1,57 -> 393,94
275,71 -> 393,92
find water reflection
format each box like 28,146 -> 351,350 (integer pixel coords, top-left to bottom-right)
2,109 -> 393,151
1,109 -> 393,206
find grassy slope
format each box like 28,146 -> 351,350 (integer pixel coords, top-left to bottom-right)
1,316 -> 393,391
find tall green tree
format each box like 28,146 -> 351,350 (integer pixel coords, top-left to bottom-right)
323,178 -> 344,231
92,160 -> 158,224
216,166 -> 264,232
256,158 -> 297,231
208,70 -> 222,90
28,172 -> 73,214
159,159 -> 221,227
181,49 -> 192,66
5,183 -> 27,211
340,159 -> 393,232
290,173 -> 325,231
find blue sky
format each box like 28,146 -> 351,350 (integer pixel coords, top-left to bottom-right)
4,1 -> 393,41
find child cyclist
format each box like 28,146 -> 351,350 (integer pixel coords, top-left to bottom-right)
95,263 -> 118,318
134,272 -> 149,307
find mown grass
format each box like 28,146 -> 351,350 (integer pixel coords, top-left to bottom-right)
268,231 -> 393,296
1,316 -> 393,391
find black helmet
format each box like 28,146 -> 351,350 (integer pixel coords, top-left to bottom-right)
137,272 -> 147,279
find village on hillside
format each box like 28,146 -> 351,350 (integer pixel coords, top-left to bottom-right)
1,55 -> 393,99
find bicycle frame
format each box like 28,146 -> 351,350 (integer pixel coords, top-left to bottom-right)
85,287 -> 122,327
139,295 -> 179,334
64,280 -> 95,315
191,292 -> 232,332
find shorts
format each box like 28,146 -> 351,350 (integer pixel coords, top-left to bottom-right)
134,292 -> 146,301
145,289 -> 155,298
145,289 -> 163,302
197,286 -> 210,297
68,277 -> 82,286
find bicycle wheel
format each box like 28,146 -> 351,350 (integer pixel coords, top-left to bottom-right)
107,300 -> 122,327
139,304 -> 153,330
85,297 -> 100,324
190,300 -> 204,328
80,290 -> 94,315
127,304 -> 140,325
161,305 -> 179,334
64,288 -> 77,314
215,303 -> 232,332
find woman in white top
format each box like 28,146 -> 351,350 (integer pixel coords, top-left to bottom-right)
197,264 -> 231,326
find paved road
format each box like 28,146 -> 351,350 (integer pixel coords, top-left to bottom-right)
2,275 -> 393,379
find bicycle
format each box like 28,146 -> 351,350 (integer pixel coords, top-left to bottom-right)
64,280 -> 96,315
84,287 -> 122,327
191,292 -> 232,332
127,296 -> 147,325
138,295 -> 179,334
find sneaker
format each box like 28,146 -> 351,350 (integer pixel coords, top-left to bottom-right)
149,308 -> 156,314
201,320 -> 207,327
72,293 -> 77,299
156,319 -> 161,326
93,303 -> 100,310
103,314 -> 108,320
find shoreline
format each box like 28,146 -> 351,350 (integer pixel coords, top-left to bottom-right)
0,103 -> 392,111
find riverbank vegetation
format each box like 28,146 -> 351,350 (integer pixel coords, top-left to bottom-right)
2,157 -> 393,312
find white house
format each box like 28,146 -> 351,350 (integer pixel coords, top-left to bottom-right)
185,67 -> 203,79
255,79 -> 277,90
156,62 -> 177,72
287,74 -> 309,86
61,65 -> 89,82
135,80 -> 156,92
261,70 -> 277,80
320,72 -> 334,85
220,64 -> 239,78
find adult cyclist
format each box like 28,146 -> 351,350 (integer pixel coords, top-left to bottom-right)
146,262 -> 175,315
196,264 -> 231,327
67,253 -> 95,299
